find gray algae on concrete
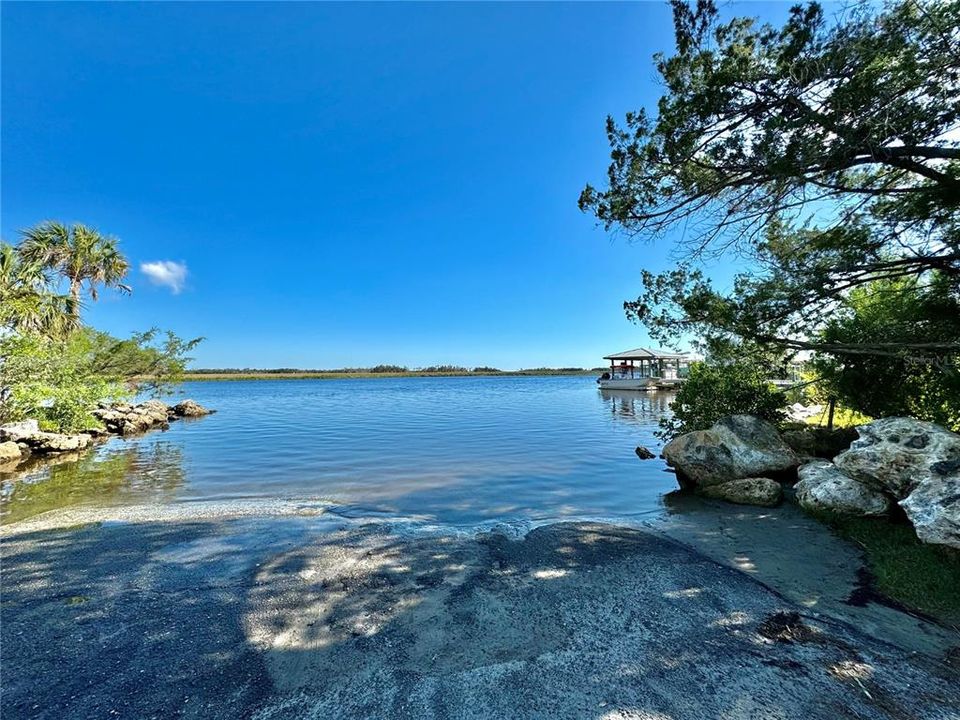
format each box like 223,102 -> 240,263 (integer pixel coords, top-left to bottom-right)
2,511 -> 959,719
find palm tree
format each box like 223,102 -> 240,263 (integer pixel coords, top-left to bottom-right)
17,221 -> 131,321
0,242 -> 79,337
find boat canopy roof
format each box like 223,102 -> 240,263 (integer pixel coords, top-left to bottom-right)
603,347 -> 689,361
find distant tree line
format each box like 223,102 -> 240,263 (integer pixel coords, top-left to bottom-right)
188,366 -> 596,375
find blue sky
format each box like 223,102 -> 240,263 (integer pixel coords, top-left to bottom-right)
2,2 -> 793,370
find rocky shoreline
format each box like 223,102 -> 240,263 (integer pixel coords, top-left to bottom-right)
663,414 -> 960,551
0,399 -> 214,472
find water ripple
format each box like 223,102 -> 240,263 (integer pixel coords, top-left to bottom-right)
1,376 -> 678,525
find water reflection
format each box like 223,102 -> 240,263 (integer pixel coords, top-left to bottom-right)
598,388 -> 674,425
0,441 -> 185,524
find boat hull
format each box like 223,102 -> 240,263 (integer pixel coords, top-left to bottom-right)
597,377 -> 683,391
597,378 -> 656,390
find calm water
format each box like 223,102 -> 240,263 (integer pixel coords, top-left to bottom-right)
1,376 -> 681,526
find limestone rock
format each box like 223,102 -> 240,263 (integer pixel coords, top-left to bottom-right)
0,419 -> 41,442
172,399 -> 213,417
787,403 -> 823,422
700,477 -> 783,507
794,462 -> 889,517
0,440 -> 23,464
663,415 -> 798,488
900,469 -> 960,549
835,417 -> 960,499
786,403 -> 824,422
138,400 -> 174,423
93,400 -> 176,435
140,399 -> 171,414
20,432 -> 91,454
834,418 -> 960,549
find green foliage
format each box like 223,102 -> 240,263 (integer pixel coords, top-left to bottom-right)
0,327 -> 203,432
0,333 -> 129,432
582,0 -> 960,421
583,0 -> 960,244
0,223 -> 202,432
812,274 -> 960,430
659,361 -> 786,439
2,221 -> 129,337
0,242 -> 78,337
84,328 -> 204,396
17,221 -> 130,319
367,365 -> 409,373
801,406 -> 873,429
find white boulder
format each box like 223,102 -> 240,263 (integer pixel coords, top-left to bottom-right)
0,419 -> 40,442
794,462 -> 889,517
835,417 -> 960,498
172,399 -> 213,417
900,471 -> 960,549
19,432 -> 91,454
835,418 -> 960,549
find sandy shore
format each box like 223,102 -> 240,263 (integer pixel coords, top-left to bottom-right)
2,502 -> 958,719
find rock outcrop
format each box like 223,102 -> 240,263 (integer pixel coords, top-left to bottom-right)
835,417 -> 960,497
0,419 -> 92,457
663,415 -> 798,489
635,446 -> 656,460
794,461 -> 889,517
699,477 -> 783,507
900,471 -> 960,550
172,399 -> 213,418
835,418 -> 960,549
0,440 -> 24,466
0,399 -> 214,465
93,400 -> 173,436
17,432 -> 92,455
91,398 -> 213,435
0,420 -> 40,442
0,420 -> 92,456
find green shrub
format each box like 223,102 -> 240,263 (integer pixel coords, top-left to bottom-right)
812,275 -> 960,432
0,327 -> 201,432
85,328 -> 203,396
659,361 -> 786,440
0,332 -> 129,432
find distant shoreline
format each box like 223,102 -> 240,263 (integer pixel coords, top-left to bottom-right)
180,369 -> 600,381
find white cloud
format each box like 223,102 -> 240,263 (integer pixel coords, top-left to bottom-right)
141,260 -> 188,294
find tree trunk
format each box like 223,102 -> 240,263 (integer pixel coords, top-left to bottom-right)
69,278 -> 81,320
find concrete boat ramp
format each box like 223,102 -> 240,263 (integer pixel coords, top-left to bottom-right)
2,503 -> 958,719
